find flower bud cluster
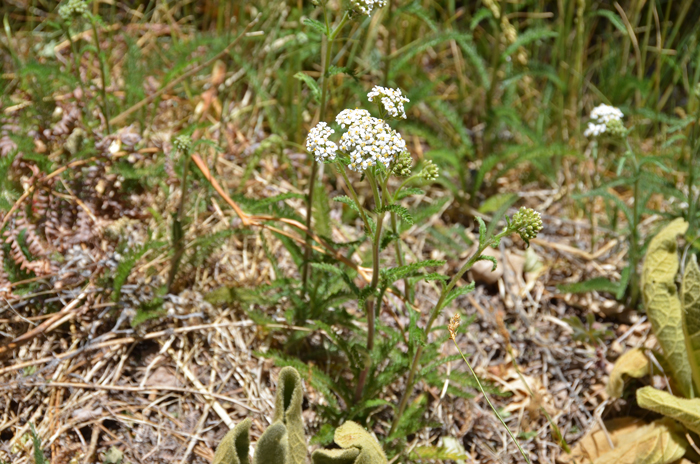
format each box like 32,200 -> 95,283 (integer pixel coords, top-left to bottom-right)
392,151 -> 413,176
306,122 -> 338,163
367,86 -> 409,119
420,160 -> 439,181
339,115 -> 406,171
173,135 -> 192,154
584,104 -> 624,137
510,207 -> 543,242
59,0 -> 88,20
349,0 -> 387,16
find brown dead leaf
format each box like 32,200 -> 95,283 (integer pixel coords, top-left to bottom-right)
559,418 -> 687,464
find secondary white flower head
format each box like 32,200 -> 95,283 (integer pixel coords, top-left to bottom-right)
336,108 -> 371,128
306,122 -> 338,163
367,86 -> 409,119
339,114 -> 406,172
584,104 -> 624,137
349,0 -> 387,15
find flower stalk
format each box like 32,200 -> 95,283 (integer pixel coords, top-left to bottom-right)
389,207 -> 542,436
302,10 -> 350,292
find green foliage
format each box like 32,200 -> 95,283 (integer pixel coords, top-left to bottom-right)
641,219 -> 693,397
604,219 -> 700,459
214,367 -> 388,464
30,423 -> 46,464
563,313 -> 614,347
112,239 -> 165,302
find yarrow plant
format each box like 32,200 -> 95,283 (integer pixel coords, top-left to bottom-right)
301,0 -> 388,290
578,101 -> 653,308
57,0 -> 111,132
349,0 -> 387,16
367,86 -> 409,119
583,104 -> 624,137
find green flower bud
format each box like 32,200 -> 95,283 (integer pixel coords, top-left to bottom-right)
420,160 -> 439,181
509,207 -> 543,244
392,151 -> 413,177
173,135 -> 192,154
605,118 -> 626,138
58,0 -> 88,21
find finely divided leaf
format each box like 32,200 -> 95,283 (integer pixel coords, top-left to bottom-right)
443,282 -> 476,308
294,72 -> 321,101
303,17 -> 328,35
334,195 -> 360,213
682,255 -> 700,392
377,204 -> 414,225
606,348 -> 650,398
641,219 -> 692,397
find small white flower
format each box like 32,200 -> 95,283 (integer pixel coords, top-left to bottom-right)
584,104 -> 623,137
336,109 -> 371,128
338,113 -> 406,172
367,86 -> 410,119
349,0 -> 387,15
306,122 -> 338,163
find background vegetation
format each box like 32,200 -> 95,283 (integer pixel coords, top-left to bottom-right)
0,0 -> 699,463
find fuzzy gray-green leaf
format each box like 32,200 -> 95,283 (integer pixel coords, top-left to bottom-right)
253,422 -> 288,464
333,421 -> 387,464
273,367 -> 306,464
637,386 -> 700,435
214,418 -> 252,464
682,255 -> 700,393
642,218 -> 692,397
311,448 -> 361,464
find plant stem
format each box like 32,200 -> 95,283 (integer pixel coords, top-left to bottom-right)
90,18 -> 111,133
381,178 -> 409,300
390,227 -> 510,435
167,151 -> 190,292
355,171 -> 385,402
383,0 -> 393,87
626,139 -> 641,308
451,341 -> 532,463
301,10 -> 350,292
337,164 -> 371,232
688,110 -> 700,240
61,22 -> 88,126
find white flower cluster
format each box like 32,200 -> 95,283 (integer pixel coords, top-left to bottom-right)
584,104 -> 624,137
306,122 -> 338,163
339,115 -> 406,171
336,109 -> 371,128
349,0 -> 387,16
367,86 -> 409,119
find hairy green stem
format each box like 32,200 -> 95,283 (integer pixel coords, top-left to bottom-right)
626,139 -> 642,308
381,178 -> 409,300
337,163 -> 371,232
90,19 -> 111,133
390,226 -> 510,435
355,171 -> 385,402
383,0 -> 393,87
301,9 -> 350,292
688,110 -> 700,240
167,151 -> 190,292
61,22 -> 88,126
